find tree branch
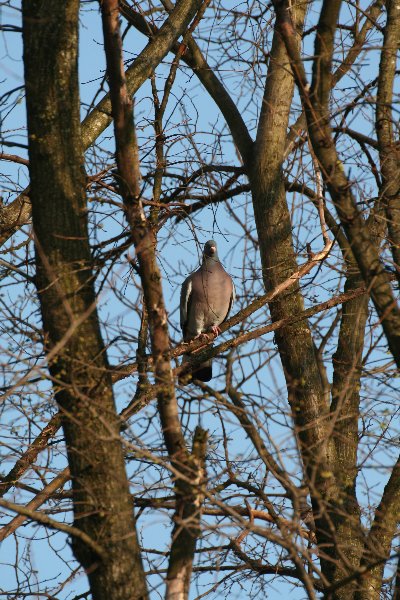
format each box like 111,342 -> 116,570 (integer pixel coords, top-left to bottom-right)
0,497 -> 105,560
273,0 -> 400,369
376,0 -> 400,284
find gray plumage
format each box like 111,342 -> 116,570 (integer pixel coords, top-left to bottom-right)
180,240 -> 235,381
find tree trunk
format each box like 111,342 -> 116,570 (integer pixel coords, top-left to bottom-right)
22,2 -> 148,598
250,2 -> 367,595
249,0 -> 334,535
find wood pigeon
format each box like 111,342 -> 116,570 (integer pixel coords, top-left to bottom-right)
180,240 -> 235,381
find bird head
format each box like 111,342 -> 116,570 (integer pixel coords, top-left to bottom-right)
203,240 -> 218,259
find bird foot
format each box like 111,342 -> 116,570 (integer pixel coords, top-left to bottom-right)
190,332 -> 211,354
194,332 -> 211,341
211,325 -> 221,337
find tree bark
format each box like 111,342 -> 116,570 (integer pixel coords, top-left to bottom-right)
327,271 -> 368,595
22,2 -> 148,598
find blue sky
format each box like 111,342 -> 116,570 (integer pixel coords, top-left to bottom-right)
0,2 -> 399,599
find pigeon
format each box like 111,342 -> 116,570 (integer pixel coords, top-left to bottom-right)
180,240 -> 235,381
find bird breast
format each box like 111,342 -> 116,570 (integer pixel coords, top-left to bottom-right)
188,267 -> 232,335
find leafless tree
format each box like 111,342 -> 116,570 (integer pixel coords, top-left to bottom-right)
0,1 -> 399,599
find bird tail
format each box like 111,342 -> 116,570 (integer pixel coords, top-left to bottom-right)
181,354 -> 212,382
193,359 -> 212,382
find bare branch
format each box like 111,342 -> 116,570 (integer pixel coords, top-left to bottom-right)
0,497 -> 105,560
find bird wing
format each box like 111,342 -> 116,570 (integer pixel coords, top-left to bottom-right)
221,279 -> 235,324
180,275 -> 192,338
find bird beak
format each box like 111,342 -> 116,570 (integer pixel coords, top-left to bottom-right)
210,246 -> 216,254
